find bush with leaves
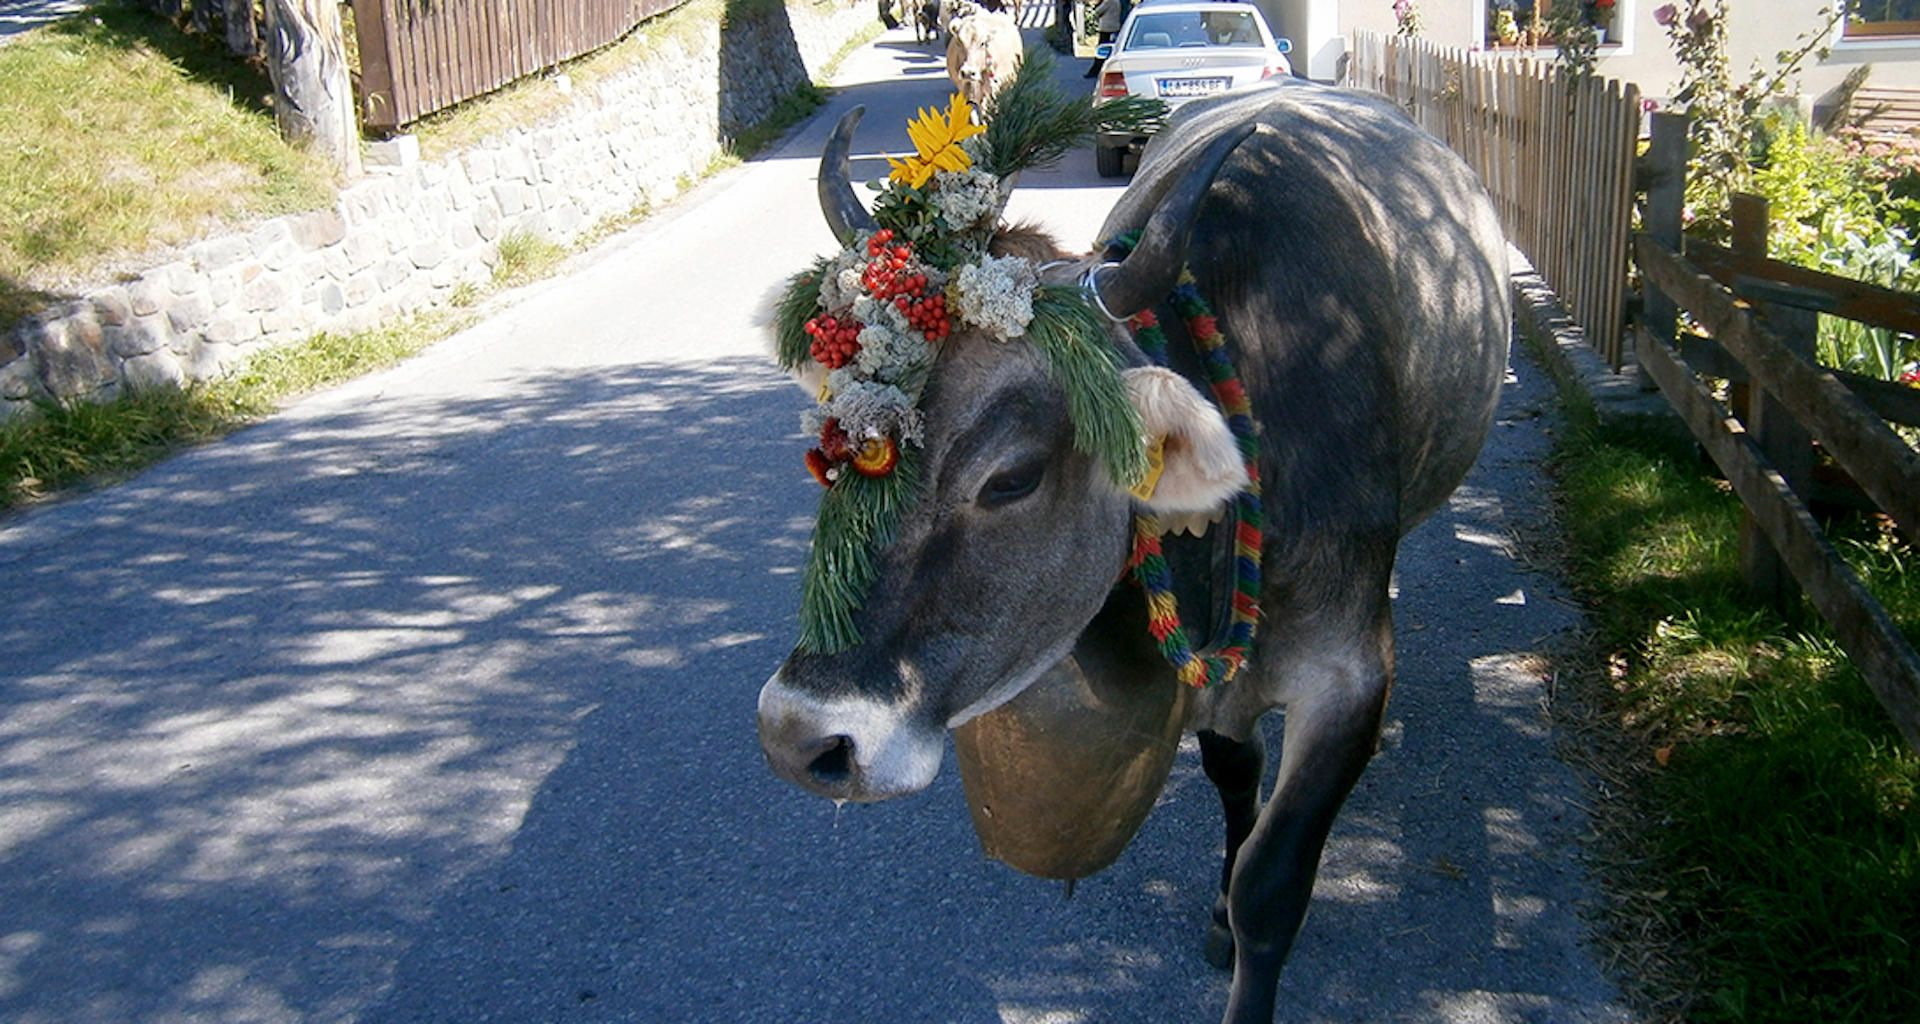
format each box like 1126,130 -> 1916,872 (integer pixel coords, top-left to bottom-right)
1749,113 -> 1920,381
1653,1 -> 1849,243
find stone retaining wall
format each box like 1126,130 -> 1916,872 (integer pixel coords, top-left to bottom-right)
0,0 -> 876,420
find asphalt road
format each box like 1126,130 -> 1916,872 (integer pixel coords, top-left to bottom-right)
0,24 -> 1636,1024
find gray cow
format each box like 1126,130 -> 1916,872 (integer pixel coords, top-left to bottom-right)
759,79 -> 1511,1022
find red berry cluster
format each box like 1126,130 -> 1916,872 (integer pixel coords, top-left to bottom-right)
862,229 -> 951,342
804,314 -> 860,369
895,292 -> 950,341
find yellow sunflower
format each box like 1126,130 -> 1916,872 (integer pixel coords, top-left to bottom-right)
887,92 -> 987,190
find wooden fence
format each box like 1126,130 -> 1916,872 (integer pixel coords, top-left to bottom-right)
1345,31 -> 1640,368
1634,116 -> 1920,753
350,0 -> 690,131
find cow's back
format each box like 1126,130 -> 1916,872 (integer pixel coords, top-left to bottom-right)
1101,80 -> 1510,535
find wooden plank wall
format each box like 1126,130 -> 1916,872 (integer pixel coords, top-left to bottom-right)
1346,31 -> 1640,368
351,0 -> 690,131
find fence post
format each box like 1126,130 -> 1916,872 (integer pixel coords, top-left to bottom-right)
225,0 -> 259,56
263,0 -> 362,175
1638,111 -> 1687,390
1730,194 -> 1816,615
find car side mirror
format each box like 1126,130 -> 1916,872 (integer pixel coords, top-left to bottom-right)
1275,37 -> 1291,53
1096,43 -> 1113,58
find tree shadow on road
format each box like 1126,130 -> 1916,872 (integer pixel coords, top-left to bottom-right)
0,348 -> 1624,1022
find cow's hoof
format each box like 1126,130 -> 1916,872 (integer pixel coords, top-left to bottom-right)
1203,920 -> 1235,971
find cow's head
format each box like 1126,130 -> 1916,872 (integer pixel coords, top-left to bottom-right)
757,108 -> 1251,802
946,16 -> 1020,109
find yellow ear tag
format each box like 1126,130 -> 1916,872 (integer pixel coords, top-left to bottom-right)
1131,436 -> 1167,501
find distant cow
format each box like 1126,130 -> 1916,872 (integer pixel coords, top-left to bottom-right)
946,8 -> 1022,108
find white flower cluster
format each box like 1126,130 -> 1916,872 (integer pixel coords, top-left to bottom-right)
930,165 -> 1005,232
954,254 -> 1038,341
852,317 -> 933,386
816,246 -> 870,312
803,378 -> 926,448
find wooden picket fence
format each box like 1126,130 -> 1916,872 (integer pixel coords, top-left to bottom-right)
350,0 -> 689,131
1345,31 -> 1640,368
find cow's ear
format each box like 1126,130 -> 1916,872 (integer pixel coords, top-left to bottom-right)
1120,367 -> 1247,514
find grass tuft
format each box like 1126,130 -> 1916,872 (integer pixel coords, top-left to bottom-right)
491,232 -> 568,289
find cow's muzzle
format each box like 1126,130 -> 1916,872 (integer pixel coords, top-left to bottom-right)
757,669 -> 944,802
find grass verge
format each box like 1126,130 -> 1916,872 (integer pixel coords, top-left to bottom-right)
0,308 -> 470,510
0,2 -> 335,323
1547,413 -> 1919,1023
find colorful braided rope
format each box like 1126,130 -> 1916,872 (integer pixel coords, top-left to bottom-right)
1122,268 -> 1265,688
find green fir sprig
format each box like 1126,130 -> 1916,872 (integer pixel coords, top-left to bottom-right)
979,47 -> 1166,177
775,260 -> 828,372
799,450 -> 922,653
1029,285 -> 1148,489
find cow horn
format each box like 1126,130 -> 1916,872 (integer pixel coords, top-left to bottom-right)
820,106 -> 878,245
1092,125 -> 1257,319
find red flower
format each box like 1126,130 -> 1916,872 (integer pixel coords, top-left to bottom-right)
819,418 -> 854,463
805,448 -> 835,487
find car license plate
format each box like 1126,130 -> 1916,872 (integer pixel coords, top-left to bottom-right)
1157,77 -> 1230,99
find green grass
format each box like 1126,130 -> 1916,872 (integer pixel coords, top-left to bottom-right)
0,2 -> 335,312
0,309 -> 466,510
1551,419 -> 1920,1023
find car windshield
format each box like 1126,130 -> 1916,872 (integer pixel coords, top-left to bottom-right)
1122,10 -> 1263,50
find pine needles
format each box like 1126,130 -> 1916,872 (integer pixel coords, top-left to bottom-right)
1029,285 -> 1148,489
979,47 -> 1166,177
798,453 -> 922,652
775,261 -> 829,371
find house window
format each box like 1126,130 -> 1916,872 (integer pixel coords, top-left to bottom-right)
1486,1 -> 1619,48
1847,1 -> 1920,38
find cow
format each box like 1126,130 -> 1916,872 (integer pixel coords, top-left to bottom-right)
945,6 -> 1023,107
758,79 -> 1511,1023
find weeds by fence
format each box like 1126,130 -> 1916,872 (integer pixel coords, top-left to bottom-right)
1635,113 -> 1920,752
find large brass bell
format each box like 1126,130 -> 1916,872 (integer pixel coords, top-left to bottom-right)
952,652 -> 1193,881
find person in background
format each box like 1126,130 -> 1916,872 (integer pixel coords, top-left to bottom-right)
1084,0 -> 1122,78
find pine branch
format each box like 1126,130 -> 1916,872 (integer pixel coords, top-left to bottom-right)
775,261 -> 828,371
1029,286 -> 1148,488
981,47 -> 1166,177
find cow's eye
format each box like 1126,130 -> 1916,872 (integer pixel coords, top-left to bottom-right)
979,463 -> 1044,507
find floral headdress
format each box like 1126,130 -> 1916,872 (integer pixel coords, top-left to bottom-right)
774,49 -> 1164,654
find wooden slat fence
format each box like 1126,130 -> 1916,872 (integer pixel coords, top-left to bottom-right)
1345,31 -> 1640,368
1632,157 -> 1920,751
350,0 -> 690,131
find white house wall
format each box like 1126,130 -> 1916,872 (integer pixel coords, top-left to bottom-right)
1369,1 -> 1920,111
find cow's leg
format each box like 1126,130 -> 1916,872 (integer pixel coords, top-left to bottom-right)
1199,727 -> 1264,969
1220,609 -> 1391,1024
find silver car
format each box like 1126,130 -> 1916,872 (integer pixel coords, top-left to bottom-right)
1091,0 -> 1293,176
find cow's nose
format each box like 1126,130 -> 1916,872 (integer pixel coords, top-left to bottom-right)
758,693 -> 862,798
804,733 -> 857,786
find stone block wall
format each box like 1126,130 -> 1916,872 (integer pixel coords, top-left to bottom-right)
0,0 -> 876,420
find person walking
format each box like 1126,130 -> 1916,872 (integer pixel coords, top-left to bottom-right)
1083,0 -> 1122,77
